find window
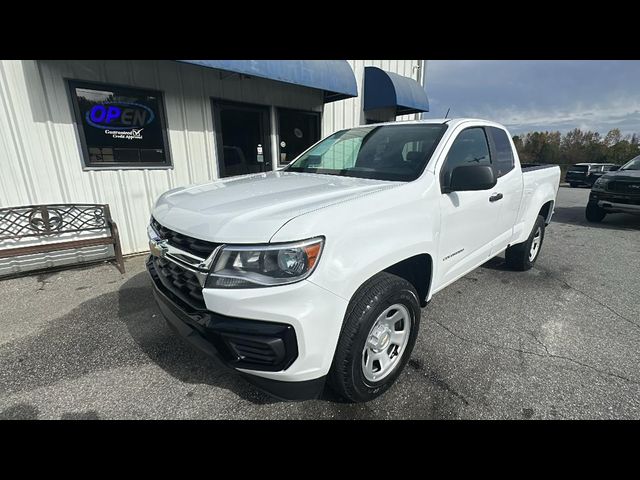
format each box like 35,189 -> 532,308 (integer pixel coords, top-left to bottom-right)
277,109 -> 320,166
621,156 -> 640,170
441,127 -> 491,187
487,126 -> 515,177
287,124 -> 447,182
68,80 -> 171,168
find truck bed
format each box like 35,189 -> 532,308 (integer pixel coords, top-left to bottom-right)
521,163 -> 560,172
516,163 -> 561,238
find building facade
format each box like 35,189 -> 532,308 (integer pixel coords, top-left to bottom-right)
0,60 -> 428,275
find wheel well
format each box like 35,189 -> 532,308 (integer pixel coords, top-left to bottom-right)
383,254 -> 432,307
539,201 -> 554,224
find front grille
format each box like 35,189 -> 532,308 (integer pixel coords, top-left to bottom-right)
151,217 -> 219,258
152,256 -> 206,311
607,181 -> 640,194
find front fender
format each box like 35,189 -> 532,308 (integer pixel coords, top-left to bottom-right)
271,178 -> 439,303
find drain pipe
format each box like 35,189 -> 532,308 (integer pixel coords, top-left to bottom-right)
414,60 -> 427,120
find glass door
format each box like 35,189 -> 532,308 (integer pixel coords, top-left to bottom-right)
277,108 -> 321,166
213,101 -> 271,178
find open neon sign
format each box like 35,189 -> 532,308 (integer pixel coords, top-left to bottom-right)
85,102 -> 155,130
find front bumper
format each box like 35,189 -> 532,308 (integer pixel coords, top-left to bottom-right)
590,192 -> 640,214
146,255 -> 346,400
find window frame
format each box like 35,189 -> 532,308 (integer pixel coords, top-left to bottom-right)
67,78 -> 173,170
439,126 -> 493,191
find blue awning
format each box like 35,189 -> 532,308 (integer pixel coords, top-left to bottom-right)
363,66 -> 429,115
178,60 -> 358,103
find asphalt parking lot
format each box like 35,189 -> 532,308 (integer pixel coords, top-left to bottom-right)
1,186 -> 638,419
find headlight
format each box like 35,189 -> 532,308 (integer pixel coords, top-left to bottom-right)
593,177 -> 609,190
206,237 -> 324,288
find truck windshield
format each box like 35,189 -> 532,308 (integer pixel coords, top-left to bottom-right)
286,124 -> 448,181
620,156 -> 640,170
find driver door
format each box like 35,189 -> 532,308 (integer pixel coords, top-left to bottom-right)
436,126 -> 503,288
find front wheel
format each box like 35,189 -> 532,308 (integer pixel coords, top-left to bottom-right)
585,202 -> 606,222
329,272 -> 420,403
505,215 -> 546,271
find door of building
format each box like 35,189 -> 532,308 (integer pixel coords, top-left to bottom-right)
277,109 -> 321,166
213,101 -> 271,178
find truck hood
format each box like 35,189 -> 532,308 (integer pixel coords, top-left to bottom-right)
151,171 -> 399,243
601,169 -> 640,181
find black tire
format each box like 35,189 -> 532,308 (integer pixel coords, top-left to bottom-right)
505,215 -> 546,271
328,272 -> 420,403
585,202 -> 606,222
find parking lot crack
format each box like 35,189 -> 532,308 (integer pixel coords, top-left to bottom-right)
550,274 -> 640,332
527,332 -> 635,384
432,318 -> 637,385
431,318 -> 545,358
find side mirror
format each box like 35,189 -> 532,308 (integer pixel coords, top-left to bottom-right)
609,165 -> 620,171
447,165 -> 497,192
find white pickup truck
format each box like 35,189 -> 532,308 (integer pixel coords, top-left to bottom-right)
147,118 -> 560,402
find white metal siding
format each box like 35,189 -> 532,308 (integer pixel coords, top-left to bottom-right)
0,59 -> 425,276
0,60 -> 324,274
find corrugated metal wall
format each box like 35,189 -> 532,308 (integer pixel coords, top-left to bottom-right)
322,60 -> 423,135
0,59 -> 424,276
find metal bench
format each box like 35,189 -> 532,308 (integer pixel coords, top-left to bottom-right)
0,204 -> 125,274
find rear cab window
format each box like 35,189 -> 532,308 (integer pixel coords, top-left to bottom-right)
486,126 -> 515,178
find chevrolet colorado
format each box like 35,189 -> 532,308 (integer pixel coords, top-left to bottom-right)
147,118 -> 561,402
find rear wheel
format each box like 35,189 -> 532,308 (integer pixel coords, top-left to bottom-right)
585,202 -> 606,222
329,272 -> 420,403
505,215 -> 546,271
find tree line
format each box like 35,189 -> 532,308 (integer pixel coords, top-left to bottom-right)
512,128 -> 640,166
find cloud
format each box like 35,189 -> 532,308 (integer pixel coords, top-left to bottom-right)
423,61 -> 640,135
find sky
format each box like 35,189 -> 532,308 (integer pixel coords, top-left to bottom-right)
423,60 -> 640,136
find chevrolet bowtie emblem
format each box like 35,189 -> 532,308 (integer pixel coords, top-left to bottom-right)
149,238 -> 169,258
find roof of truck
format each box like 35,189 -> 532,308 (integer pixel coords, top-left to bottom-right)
353,118 -> 508,129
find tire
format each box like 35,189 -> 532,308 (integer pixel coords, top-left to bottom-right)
505,215 -> 546,271
585,202 -> 606,222
328,272 -> 420,403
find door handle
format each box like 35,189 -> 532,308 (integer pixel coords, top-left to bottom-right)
489,193 -> 503,202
